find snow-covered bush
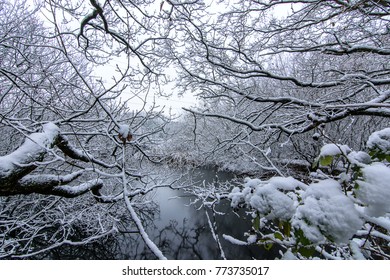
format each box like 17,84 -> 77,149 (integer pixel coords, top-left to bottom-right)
226,127 -> 390,259
293,179 -> 363,245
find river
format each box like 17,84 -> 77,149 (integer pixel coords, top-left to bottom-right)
110,167 -> 280,260
44,167 -> 280,260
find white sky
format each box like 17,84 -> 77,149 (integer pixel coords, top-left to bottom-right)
93,59 -> 198,117
90,1 -> 200,117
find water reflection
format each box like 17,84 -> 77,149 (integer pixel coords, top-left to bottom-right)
111,167 -> 280,260
31,168 -> 280,260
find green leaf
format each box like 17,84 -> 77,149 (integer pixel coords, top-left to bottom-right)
264,243 -> 274,251
298,246 -> 316,258
319,155 -> 333,166
253,215 -> 260,231
369,149 -> 390,162
295,229 -> 312,246
278,219 -> 283,230
311,157 -> 319,170
274,232 -> 283,241
283,221 -> 291,237
354,182 -> 360,190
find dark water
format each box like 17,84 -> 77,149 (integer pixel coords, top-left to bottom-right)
42,168 -> 280,260
110,167 -> 280,260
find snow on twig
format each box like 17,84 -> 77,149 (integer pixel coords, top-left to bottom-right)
222,234 -> 248,246
121,143 -> 167,260
204,209 -> 226,260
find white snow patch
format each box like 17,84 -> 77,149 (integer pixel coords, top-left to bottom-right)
292,179 -> 363,244
42,122 -> 60,139
222,234 -> 248,246
228,186 -> 244,208
53,179 -> 102,195
368,216 -> 390,231
0,123 -> 59,178
347,151 -> 372,165
312,132 -> 320,139
320,143 -> 351,157
356,163 -> 390,217
243,177 -> 262,188
268,176 -> 307,191
229,177 -> 306,221
249,184 -> 296,221
118,124 -> 131,138
367,127 -> 390,154
18,172 -> 81,186
247,234 -> 257,244
349,240 -> 366,260
280,249 -> 298,260
339,172 -> 351,184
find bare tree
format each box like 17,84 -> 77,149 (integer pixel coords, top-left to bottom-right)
154,0 -> 389,173
169,0 -> 389,131
162,0 -> 390,259
0,0 -> 179,259
2,0 -> 389,260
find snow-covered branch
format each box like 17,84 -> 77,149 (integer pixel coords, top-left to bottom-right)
0,123 -> 60,195
0,123 -> 109,199
56,134 -> 115,168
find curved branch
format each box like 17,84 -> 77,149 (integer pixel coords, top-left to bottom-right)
50,178 -> 104,198
12,171 -> 84,196
0,123 -> 109,200
0,123 -> 60,194
57,134 -> 114,168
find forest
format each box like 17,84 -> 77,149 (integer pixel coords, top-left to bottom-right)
0,0 -> 389,260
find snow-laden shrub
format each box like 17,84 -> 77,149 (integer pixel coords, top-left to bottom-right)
226,127 -> 390,259
293,179 -> 363,244
229,177 -> 303,221
356,163 -> 390,217
367,127 -> 390,159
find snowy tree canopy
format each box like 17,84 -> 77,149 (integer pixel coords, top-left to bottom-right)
1,0 -> 389,260
0,0 -> 174,259
223,129 -> 390,259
